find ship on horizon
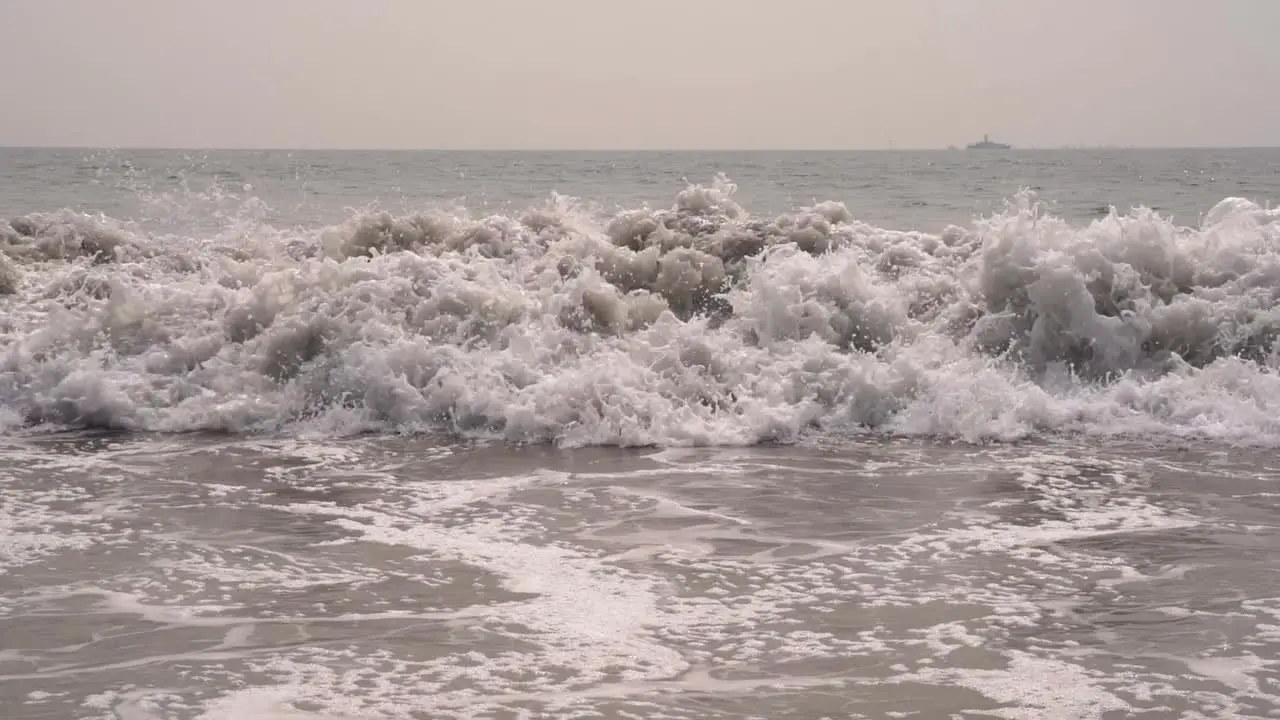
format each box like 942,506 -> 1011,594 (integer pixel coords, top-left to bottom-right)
966,134 -> 1011,150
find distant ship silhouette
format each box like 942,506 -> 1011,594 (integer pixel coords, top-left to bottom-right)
966,134 -> 1011,150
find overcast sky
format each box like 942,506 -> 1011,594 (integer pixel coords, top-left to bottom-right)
2,0 -> 1277,149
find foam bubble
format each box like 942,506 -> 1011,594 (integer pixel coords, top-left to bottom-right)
3,181 -> 1280,447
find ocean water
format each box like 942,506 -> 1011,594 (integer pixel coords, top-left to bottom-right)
2,148 -> 1280,718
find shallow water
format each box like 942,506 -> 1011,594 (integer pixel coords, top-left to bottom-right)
1,434 -> 1278,718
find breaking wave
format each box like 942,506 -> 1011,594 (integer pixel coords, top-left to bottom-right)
3,175 -> 1280,446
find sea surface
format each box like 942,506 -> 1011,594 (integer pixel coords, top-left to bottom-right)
2,148 -> 1280,718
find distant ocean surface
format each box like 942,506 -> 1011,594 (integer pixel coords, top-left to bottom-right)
2,148 -> 1280,719
4,148 -> 1279,234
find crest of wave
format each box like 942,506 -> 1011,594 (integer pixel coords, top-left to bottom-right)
1,176 -> 1279,446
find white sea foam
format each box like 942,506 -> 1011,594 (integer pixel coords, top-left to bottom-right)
3,178 -> 1280,446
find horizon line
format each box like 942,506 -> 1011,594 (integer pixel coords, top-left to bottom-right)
3,144 -> 1280,153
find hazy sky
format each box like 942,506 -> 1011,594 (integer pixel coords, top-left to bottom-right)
2,0 -> 1278,149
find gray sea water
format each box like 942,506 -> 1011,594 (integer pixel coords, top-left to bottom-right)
2,148 -> 1280,719
4,147 -> 1279,232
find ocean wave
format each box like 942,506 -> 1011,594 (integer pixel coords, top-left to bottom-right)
2,175 -> 1280,446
